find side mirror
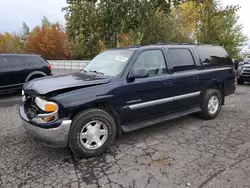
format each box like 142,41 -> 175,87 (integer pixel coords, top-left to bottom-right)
128,67 -> 149,82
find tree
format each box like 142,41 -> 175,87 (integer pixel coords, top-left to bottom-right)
64,0 -> 181,58
175,0 -> 247,57
173,1 -> 200,42
25,23 -> 71,59
42,16 -> 52,27
0,33 -> 24,53
22,22 -> 30,39
141,11 -> 192,44
197,0 -> 247,57
64,1 -> 102,59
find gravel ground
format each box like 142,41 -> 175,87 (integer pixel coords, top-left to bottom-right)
0,71 -> 249,188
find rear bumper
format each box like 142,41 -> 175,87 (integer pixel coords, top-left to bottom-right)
19,106 -> 71,148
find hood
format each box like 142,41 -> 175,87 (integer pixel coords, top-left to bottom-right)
24,72 -> 112,95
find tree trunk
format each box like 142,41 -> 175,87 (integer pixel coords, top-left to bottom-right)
116,31 -> 119,47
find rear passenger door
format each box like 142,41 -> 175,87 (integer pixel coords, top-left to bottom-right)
0,55 -> 28,88
168,48 -> 202,110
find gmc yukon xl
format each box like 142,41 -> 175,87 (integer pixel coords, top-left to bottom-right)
19,43 -> 236,158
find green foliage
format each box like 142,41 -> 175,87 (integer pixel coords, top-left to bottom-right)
64,1 -> 101,59
42,16 -> 52,27
22,22 -> 30,39
197,1 -> 247,57
64,0 -> 180,58
141,11 -> 192,44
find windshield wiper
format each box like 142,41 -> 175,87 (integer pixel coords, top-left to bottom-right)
89,70 -> 104,75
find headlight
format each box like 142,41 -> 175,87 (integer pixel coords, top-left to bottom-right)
35,97 -> 58,112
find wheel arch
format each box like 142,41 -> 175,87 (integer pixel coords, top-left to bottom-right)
205,82 -> 225,105
70,102 -> 122,137
25,71 -> 47,82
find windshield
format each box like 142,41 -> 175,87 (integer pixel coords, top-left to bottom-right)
83,50 -> 134,76
243,58 -> 250,64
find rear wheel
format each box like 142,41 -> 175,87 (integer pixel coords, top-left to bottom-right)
237,78 -> 244,85
198,89 -> 222,120
69,108 -> 116,158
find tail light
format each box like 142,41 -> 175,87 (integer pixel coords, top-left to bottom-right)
47,64 -> 51,70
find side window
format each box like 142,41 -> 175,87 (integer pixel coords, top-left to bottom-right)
24,56 -> 44,66
169,48 -> 196,72
133,50 -> 167,77
195,46 -> 233,67
1,56 -> 25,69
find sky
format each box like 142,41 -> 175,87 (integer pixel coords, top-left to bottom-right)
0,0 -> 67,33
0,0 -> 249,39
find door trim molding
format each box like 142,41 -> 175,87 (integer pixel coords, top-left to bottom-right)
174,91 -> 201,101
129,97 -> 173,110
129,91 -> 201,110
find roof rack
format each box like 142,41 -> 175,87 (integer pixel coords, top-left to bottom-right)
154,42 -> 218,46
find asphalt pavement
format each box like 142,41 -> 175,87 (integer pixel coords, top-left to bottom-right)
0,70 -> 249,188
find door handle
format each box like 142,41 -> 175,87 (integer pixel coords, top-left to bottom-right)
164,80 -> 172,86
193,76 -> 199,80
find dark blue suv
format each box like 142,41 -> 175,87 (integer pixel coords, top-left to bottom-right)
20,43 -> 236,158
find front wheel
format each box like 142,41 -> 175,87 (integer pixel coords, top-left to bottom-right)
69,108 -> 116,158
198,89 -> 222,120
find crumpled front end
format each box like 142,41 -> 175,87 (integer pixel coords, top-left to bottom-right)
20,92 -> 71,148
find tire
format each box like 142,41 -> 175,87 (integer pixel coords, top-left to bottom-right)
198,89 -> 222,120
69,108 -> 116,158
237,78 -> 244,85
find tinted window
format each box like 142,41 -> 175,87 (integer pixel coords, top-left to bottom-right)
1,56 -> 25,69
24,56 -> 44,66
133,50 -> 167,77
195,46 -> 232,66
169,49 -> 196,72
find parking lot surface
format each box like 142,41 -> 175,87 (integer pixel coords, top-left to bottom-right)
0,70 -> 249,188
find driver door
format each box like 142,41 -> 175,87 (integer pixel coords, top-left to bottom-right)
119,49 -> 175,124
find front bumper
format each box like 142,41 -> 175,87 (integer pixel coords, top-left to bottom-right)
20,106 -> 71,148
238,75 -> 250,82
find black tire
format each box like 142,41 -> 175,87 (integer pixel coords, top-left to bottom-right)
237,78 -> 244,85
198,89 -> 222,120
69,108 -> 116,158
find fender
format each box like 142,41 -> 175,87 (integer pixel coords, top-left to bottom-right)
25,71 -> 47,82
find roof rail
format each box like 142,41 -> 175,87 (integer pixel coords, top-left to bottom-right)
0,53 -> 38,55
154,42 -> 218,46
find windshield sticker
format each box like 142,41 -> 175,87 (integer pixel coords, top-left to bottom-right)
115,56 -> 128,62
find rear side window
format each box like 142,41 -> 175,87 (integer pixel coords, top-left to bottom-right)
1,56 -> 25,69
24,56 -> 45,66
169,48 -> 196,72
195,46 -> 232,67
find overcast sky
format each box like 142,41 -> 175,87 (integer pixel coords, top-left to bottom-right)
0,0 -> 249,39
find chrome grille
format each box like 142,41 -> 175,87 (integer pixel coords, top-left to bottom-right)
242,67 -> 250,77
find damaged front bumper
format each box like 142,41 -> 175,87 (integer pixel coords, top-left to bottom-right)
19,105 -> 71,148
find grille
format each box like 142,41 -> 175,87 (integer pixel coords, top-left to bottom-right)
24,96 -> 43,119
242,69 -> 250,76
